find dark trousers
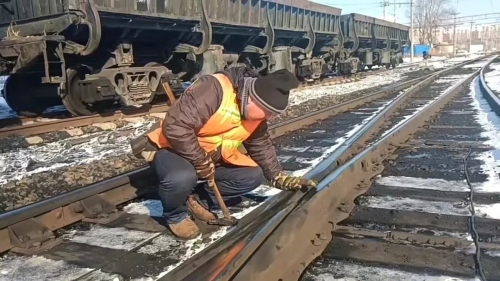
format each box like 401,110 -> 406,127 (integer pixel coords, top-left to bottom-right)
151,149 -> 263,224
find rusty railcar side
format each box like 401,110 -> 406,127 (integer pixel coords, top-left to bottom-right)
0,0 -> 341,37
338,12 -> 409,73
0,0 -> 344,117
0,1 -> 77,40
93,0 -> 340,35
0,0 -> 69,25
346,13 -> 409,40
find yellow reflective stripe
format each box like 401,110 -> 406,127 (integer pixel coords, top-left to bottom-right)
203,136 -> 223,145
220,106 -> 240,115
221,139 -> 243,149
219,108 -> 241,119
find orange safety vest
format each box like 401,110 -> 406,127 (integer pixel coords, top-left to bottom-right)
147,73 -> 261,167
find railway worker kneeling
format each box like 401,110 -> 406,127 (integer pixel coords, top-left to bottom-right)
130,67 -> 317,239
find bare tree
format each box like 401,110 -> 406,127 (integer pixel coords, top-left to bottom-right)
406,0 -> 455,46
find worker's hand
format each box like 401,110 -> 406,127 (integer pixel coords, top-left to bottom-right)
195,153 -> 215,182
270,172 -> 317,191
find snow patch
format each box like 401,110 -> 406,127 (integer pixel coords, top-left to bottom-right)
248,184 -> 281,197
354,222 -> 472,241
462,58 -> 494,69
361,195 -> 471,217
380,73 -> 471,138
278,146 -> 312,153
288,68 -> 411,106
291,96 -> 397,177
484,61 -> 500,93
136,235 -> 183,255
409,228 -> 472,241
361,195 -> 500,220
457,243 -> 500,259
62,225 -> 159,251
76,270 -> 123,281
303,260 -> 478,281
375,176 -> 471,192
0,119 -> 157,185
485,250 -> 500,257
469,76 -> 500,192
474,203 -> 500,220
0,255 -> 92,281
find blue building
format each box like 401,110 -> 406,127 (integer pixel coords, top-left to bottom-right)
403,44 -> 431,56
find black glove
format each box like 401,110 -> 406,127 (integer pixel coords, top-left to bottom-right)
270,171 -> 317,191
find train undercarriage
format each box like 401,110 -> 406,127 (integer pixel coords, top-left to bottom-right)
336,13 -> 407,75
0,1 -> 407,117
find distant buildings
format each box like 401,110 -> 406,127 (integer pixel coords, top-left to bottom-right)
411,24 -> 499,55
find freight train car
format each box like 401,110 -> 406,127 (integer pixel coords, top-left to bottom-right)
0,0 -> 344,116
338,13 -> 410,74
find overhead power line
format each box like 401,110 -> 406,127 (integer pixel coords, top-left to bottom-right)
325,1 -> 383,5
378,1 -> 414,61
403,13 -> 500,25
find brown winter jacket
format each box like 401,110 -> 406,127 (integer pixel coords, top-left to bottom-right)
160,67 -> 282,181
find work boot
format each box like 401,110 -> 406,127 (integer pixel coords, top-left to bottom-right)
168,217 -> 200,240
187,195 -> 216,222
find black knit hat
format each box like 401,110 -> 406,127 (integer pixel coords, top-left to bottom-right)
250,69 -> 300,113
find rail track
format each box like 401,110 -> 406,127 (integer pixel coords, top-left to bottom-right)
0,58 -> 450,139
300,55 -> 500,280
166,55 -> 497,281
0,55 -> 494,280
0,70 -> 364,125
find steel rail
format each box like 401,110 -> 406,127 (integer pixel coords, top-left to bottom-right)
479,55 -> 500,114
0,104 -> 171,138
0,74 -> 429,254
0,167 -> 147,230
0,77 -> 357,138
228,64 -> 487,280
0,59 -> 443,138
0,73 -> 363,135
161,56 -> 491,280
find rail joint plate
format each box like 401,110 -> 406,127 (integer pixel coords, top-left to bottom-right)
8,218 -> 62,255
71,194 -> 123,224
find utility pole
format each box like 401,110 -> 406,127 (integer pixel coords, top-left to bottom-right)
410,0 -> 414,62
452,0 -> 459,57
452,12 -> 458,57
381,1 -> 390,20
469,21 -> 474,53
393,0 -> 396,22
381,0 -> 413,60
486,26 -> 491,51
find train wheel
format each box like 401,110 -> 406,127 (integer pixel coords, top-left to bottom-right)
62,67 -> 114,116
3,74 -> 48,117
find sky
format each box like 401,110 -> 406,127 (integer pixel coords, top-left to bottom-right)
311,0 -> 499,28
